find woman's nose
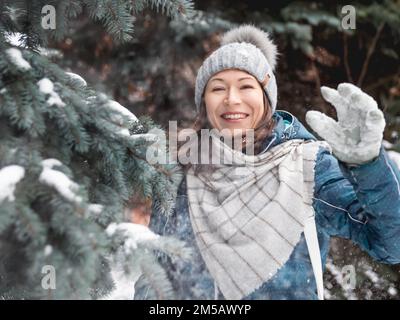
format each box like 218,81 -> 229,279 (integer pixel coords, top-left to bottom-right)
225,87 -> 242,105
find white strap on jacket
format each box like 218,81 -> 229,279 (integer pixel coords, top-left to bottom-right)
304,215 -> 324,300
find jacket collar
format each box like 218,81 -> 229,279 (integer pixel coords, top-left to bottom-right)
259,110 -> 317,154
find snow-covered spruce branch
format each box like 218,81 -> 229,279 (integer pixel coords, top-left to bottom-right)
104,222 -> 193,299
106,223 -> 193,263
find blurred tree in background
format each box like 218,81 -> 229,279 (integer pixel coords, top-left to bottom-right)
1,0 -> 400,299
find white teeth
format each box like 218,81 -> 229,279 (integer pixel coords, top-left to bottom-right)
222,114 -> 247,119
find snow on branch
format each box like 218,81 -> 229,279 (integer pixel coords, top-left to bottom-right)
6,48 -> 31,70
106,222 -> 159,254
65,72 -> 87,87
37,78 -> 66,107
4,32 -> 25,48
107,99 -> 139,123
39,158 -> 82,203
0,165 -> 25,202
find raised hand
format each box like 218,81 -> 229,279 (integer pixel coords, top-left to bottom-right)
306,83 -> 385,165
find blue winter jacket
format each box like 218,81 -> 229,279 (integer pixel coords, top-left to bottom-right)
134,110 -> 400,300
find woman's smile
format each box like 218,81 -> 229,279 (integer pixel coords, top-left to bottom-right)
220,112 -> 249,122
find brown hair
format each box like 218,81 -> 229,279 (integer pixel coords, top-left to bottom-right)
179,85 -> 276,175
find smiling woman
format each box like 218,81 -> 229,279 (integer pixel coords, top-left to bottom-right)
186,71 -> 275,159
134,24 -> 400,301
204,69 -> 266,135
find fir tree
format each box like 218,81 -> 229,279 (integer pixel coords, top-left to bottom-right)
0,0 -> 194,299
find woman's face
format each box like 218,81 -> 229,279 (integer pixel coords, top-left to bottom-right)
204,69 -> 265,137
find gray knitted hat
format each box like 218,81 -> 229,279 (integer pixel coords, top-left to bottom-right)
194,24 -> 279,114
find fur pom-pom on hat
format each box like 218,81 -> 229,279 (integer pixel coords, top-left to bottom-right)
221,24 -> 278,71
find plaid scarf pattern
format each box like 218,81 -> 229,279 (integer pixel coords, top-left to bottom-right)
186,132 -> 331,300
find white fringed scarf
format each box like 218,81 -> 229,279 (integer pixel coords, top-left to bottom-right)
186,131 -> 331,300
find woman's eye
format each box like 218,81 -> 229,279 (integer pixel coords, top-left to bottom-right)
212,86 -> 252,91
